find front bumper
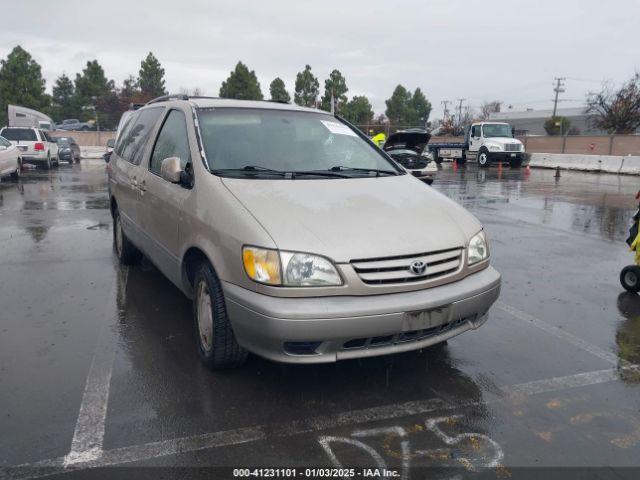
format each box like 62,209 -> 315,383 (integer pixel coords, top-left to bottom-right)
224,266 -> 501,363
487,152 -> 524,162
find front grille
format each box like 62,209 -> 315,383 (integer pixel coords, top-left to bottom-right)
504,143 -> 521,152
341,316 -> 473,350
351,247 -> 463,285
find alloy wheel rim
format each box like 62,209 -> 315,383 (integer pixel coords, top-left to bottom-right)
625,271 -> 637,287
479,153 -> 487,164
197,280 -> 214,352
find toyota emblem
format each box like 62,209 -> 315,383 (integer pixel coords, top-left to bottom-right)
410,260 -> 427,275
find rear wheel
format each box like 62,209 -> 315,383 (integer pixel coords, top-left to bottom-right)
477,149 -> 490,168
620,265 -> 640,293
10,158 -> 21,179
193,262 -> 248,370
44,153 -> 52,170
113,208 -> 142,265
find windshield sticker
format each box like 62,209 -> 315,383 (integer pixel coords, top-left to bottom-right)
321,120 -> 358,137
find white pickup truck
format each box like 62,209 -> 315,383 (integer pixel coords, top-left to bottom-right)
428,122 -> 525,168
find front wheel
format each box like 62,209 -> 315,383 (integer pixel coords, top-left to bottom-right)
477,150 -> 490,168
620,265 -> 640,293
193,262 -> 248,370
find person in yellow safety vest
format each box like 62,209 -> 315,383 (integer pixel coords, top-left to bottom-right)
371,132 -> 386,148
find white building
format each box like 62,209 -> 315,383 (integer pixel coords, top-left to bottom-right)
488,107 -> 604,135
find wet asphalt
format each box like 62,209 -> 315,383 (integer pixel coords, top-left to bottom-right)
1,160 -> 640,478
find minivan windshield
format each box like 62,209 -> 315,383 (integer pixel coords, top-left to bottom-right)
0,128 -> 37,141
196,108 -> 401,179
481,123 -> 513,138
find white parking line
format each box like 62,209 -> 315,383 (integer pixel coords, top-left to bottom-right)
496,301 -> 624,366
63,266 -> 128,466
3,365 -> 630,480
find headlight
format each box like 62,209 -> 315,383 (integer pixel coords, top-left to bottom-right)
242,247 -> 342,287
468,231 -> 489,265
488,145 -> 502,151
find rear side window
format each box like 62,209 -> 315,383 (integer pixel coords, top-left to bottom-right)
0,128 -> 37,141
0,137 -> 11,147
150,110 -> 191,174
114,107 -> 164,165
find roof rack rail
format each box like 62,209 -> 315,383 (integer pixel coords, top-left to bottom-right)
129,102 -> 145,111
146,94 -> 190,105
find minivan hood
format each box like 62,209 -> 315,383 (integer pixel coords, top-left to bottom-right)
222,176 -> 481,263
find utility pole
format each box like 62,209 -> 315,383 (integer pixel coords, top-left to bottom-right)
456,98 -> 466,130
552,77 -> 565,117
441,100 -> 450,122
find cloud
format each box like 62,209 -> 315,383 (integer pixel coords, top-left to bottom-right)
1,0 -> 638,117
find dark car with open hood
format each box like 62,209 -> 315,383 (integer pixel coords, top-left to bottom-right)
383,129 -> 437,184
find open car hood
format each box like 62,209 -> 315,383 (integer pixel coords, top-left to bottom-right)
383,130 -> 431,154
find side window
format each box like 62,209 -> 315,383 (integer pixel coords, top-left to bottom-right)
471,125 -> 479,137
0,137 -> 9,147
149,110 -> 191,175
115,107 -> 164,165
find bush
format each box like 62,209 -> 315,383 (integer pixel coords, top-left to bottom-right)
544,116 -> 571,135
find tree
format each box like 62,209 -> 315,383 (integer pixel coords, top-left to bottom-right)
385,85 -> 411,125
269,77 -> 290,103
544,116 -> 571,135
51,74 -> 76,121
479,100 -> 502,120
342,96 -> 374,125
219,61 -> 263,100
586,73 -> 640,134
294,65 -> 319,108
138,52 -> 167,100
320,69 -> 348,113
74,60 -> 116,128
407,88 -> 432,126
0,46 -> 48,125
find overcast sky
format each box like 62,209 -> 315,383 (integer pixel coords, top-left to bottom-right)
2,0 -> 639,118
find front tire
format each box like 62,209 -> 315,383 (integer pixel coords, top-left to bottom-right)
113,208 -> 142,265
477,149 -> 490,168
620,265 -> 640,293
193,262 -> 248,370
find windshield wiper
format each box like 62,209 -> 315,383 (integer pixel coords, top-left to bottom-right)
329,166 -> 399,176
290,170 -> 351,178
211,165 -> 288,177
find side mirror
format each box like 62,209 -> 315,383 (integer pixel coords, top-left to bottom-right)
160,156 -> 183,183
106,139 -> 115,149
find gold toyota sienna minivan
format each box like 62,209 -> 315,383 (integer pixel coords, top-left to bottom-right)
108,95 -> 501,369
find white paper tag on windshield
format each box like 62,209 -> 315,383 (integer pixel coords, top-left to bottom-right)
321,120 -> 358,137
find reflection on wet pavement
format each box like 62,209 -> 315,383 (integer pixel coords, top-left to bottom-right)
435,165 -> 638,242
